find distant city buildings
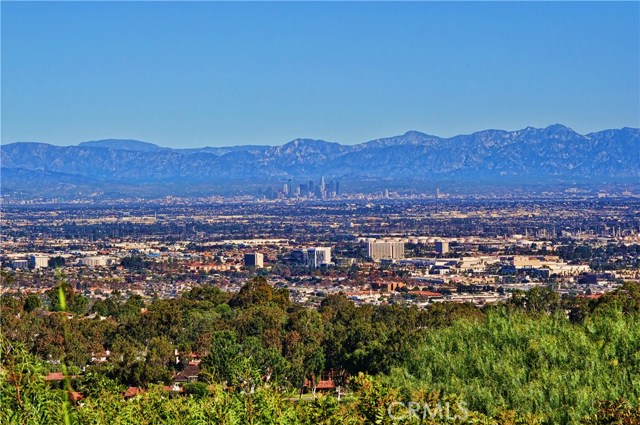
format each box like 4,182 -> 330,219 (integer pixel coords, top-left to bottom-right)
29,255 -> 49,269
367,240 -> 405,261
290,249 -> 309,264
12,259 -> 29,270
261,176 -> 341,200
1,198 -> 634,308
243,252 -> 264,268
435,241 -> 449,254
290,247 -> 332,268
307,247 -> 332,268
12,254 -> 51,269
80,256 -> 110,267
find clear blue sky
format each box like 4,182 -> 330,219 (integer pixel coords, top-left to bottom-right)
2,1 -> 639,147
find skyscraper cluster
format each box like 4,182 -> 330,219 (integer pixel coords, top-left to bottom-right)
261,177 -> 341,200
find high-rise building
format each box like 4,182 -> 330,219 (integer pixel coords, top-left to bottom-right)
367,240 -> 404,261
287,179 -> 293,197
435,241 -> 449,254
244,252 -> 264,268
313,177 -> 325,199
29,255 -> 49,269
12,259 -> 29,270
307,247 -> 332,268
80,256 -> 110,267
290,249 -> 309,264
335,181 -> 340,196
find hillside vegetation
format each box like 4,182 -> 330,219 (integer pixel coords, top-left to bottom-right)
2,277 -> 640,424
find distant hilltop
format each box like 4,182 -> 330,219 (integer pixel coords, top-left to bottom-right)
2,124 -> 639,197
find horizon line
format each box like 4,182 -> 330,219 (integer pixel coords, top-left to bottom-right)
3,123 -> 639,149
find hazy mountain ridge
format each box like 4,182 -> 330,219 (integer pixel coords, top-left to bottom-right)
2,125 -> 639,196
79,139 -> 169,152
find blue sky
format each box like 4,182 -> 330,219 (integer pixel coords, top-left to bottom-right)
2,1 -> 639,147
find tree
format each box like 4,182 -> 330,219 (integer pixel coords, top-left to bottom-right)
120,255 -> 149,271
422,301 -> 483,328
183,285 -> 230,306
49,256 -> 66,268
593,282 -> 640,315
23,294 -> 42,312
76,372 -> 123,397
202,330 -> 241,384
510,286 -> 561,314
285,307 -> 326,396
108,335 -> 174,387
142,336 -> 175,384
229,276 -> 290,310
0,268 -> 15,287
115,294 -> 144,324
233,305 -> 287,350
91,295 -> 119,317
45,278 -> 89,315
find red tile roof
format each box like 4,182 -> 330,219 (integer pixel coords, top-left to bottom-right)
409,291 -> 443,297
124,387 -> 144,398
68,391 -> 84,402
315,380 -> 336,390
44,372 -> 65,381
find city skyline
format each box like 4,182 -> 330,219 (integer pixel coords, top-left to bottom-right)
3,1 -> 639,147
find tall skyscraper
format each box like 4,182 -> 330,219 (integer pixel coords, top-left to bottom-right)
335,181 -> 340,195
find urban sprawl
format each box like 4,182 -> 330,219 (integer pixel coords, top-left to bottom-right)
3,194 -> 639,308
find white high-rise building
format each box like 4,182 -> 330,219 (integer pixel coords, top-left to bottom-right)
367,240 -> 405,261
29,255 -> 49,269
12,259 -> 29,270
307,247 -> 332,268
435,241 -> 450,254
80,256 -> 110,267
244,252 -> 264,268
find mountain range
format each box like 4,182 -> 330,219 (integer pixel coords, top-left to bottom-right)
2,124 -> 639,198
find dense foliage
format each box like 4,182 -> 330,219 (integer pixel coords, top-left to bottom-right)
2,276 -> 640,424
557,243 -> 640,270
386,308 -> 640,424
